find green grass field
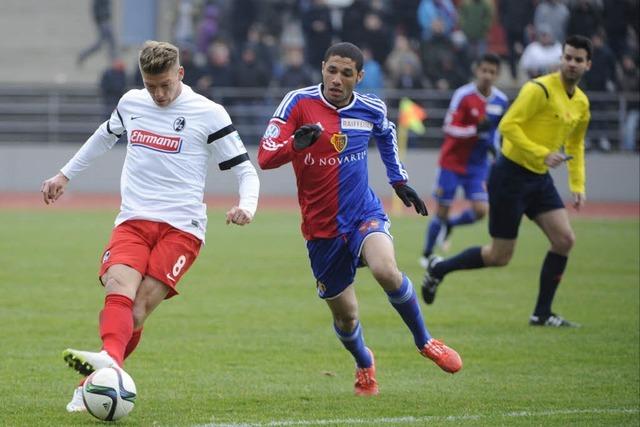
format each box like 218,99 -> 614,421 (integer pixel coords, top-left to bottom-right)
1,209 -> 638,426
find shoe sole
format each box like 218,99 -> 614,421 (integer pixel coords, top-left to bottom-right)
421,284 -> 436,305
62,350 -> 96,376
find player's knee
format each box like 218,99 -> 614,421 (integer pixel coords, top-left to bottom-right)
370,262 -> 401,288
334,315 -> 359,333
485,248 -> 513,267
553,231 -> 575,254
103,275 -> 127,293
473,205 -> 488,220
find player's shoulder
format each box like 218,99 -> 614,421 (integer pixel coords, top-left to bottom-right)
492,86 -> 509,103
453,82 -> 476,98
355,91 -> 388,115
280,85 -> 321,107
119,88 -> 148,104
273,84 -> 321,119
449,83 -> 476,108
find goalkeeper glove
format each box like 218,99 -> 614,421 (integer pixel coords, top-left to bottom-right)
393,183 -> 428,216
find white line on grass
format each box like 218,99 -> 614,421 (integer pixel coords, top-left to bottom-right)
196,408 -> 639,427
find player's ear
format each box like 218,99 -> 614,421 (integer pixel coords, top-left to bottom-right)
356,70 -> 364,84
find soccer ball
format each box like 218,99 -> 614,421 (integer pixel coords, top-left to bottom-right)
82,367 -> 137,421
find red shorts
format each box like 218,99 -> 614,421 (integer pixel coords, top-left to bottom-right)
99,219 -> 202,298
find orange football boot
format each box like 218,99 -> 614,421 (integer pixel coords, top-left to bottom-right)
354,348 -> 379,396
420,339 -> 462,373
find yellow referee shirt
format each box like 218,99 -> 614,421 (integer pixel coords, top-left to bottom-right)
499,72 -> 590,194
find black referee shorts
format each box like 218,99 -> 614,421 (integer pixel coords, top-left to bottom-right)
488,156 -> 565,239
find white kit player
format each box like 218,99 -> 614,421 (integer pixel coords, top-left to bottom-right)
41,41 -> 260,412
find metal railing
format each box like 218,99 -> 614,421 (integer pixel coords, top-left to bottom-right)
0,84 -> 636,149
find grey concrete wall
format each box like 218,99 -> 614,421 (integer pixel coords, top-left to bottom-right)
2,145 -> 638,202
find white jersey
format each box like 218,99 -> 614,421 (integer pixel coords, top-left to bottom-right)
61,83 -> 257,241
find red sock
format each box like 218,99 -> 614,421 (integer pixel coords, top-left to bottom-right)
124,328 -> 143,360
99,294 -> 134,367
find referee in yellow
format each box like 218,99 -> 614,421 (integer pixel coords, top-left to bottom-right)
421,35 -> 592,327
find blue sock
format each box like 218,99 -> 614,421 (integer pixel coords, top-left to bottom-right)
386,274 -> 431,348
432,246 -> 485,278
449,208 -> 477,227
423,217 -> 443,257
334,322 -> 372,368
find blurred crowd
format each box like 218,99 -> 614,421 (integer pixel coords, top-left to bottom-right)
94,0 -> 640,150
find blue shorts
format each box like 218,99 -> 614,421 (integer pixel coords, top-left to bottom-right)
306,216 -> 391,299
488,156 -> 565,239
433,167 -> 489,205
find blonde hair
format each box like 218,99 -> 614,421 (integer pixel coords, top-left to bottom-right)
138,40 -> 180,74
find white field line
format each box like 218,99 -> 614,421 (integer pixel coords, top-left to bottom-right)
195,407 -> 639,427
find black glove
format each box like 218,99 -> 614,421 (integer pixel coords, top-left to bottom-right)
476,119 -> 492,133
393,183 -> 428,216
293,124 -> 322,151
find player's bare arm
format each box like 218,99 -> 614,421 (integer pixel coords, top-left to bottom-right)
225,206 -> 253,226
41,172 -> 70,205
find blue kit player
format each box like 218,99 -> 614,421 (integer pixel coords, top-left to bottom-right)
421,53 -> 508,264
258,42 -> 462,396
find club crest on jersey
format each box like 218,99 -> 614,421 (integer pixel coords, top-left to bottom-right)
316,281 -> 327,297
359,219 -> 380,235
130,129 -> 182,153
330,133 -> 348,153
173,117 -> 186,131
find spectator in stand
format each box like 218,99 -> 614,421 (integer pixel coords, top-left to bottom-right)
341,0 -> 370,45
458,0 -> 493,60
567,0 -> 601,39
201,39 -> 234,101
617,54 -> 639,152
178,45 -> 206,95
392,0 -> 422,41
357,46 -> 385,96
582,31 -> 616,93
276,47 -> 314,89
195,4 -> 220,55
582,31 -> 617,152
520,24 -> 562,79
534,0 -> 569,44
498,0 -> 534,80
422,22 -> 471,90
447,30 -> 474,88
301,0 -> 334,68
246,23 -> 278,82
418,0 -> 458,42
229,0 -> 257,46
77,0 -> 117,65
393,58 -> 425,91
235,44 -> 272,91
99,58 -> 127,120
602,0 -> 633,60
386,34 -> 422,84
360,12 -> 394,65
173,0 -> 196,48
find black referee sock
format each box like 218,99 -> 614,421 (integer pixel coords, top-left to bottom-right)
533,251 -> 568,317
432,246 -> 485,278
